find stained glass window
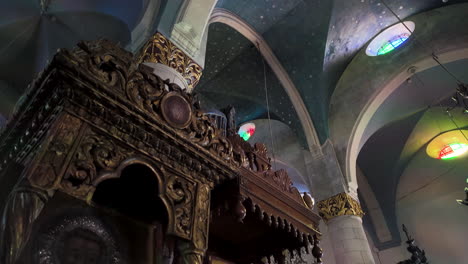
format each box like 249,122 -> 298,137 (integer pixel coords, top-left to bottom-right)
238,123 -> 255,141
366,21 -> 415,56
438,143 -> 468,160
377,34 -> 410,55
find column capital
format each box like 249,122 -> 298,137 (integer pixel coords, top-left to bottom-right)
317,192 -> 364,222
136,32 -> 203,91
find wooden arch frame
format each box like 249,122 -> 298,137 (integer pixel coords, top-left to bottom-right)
91,156 -> 175,232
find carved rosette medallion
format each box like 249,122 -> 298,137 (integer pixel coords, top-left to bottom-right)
160,92 -> 192,129
317,192 -> 364,222
137,32 -> 203,90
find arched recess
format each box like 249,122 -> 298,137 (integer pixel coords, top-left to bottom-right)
328,3 -> 468,192
91,157 -> 172,228
208,8 -> 320,149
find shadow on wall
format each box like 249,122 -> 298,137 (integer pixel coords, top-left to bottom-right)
396,149 -> 468,264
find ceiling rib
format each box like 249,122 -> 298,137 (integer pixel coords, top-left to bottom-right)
209,8 -> 321,149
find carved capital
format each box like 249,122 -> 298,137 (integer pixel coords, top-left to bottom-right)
317,192 -> 364,221
137,32 -> 203,90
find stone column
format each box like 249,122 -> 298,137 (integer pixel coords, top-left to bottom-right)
318,192 -> 375,264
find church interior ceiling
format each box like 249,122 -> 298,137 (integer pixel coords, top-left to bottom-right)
1,0 -> 468,259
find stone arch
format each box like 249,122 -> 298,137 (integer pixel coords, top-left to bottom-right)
208,8 -> 320,148
328,3 -> 468,192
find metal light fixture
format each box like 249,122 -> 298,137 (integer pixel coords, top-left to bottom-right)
397,225 -> 428,264
456,178 -> 468,206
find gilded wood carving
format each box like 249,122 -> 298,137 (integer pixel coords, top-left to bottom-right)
0,39 -> 323,264
137,32 -> 203,90
317,192 -> 365,221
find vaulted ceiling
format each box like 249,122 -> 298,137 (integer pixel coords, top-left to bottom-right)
197,0 -> 468,145
358,59 -> 468,249
0,0 -> 150,116
195,1 -> 468,252
1,1 -> 468,258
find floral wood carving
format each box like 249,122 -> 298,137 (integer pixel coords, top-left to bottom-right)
125,63 -> 234,164
192,184 -> 211,251
57,39 -> 235,171
64,40 -> 133,94
263,169 -> 300,195
253,143 -> 271,172
28,114 -> 83,189
62,130 -> 132,198
166,175 -> 195,239
228,134 -> 252,168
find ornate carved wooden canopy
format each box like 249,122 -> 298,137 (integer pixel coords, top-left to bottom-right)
0,39 -> 322,264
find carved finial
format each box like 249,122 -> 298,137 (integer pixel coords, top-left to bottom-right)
222,105 -> 236,136
312,234 -> 323,263
233,196 -> 246,223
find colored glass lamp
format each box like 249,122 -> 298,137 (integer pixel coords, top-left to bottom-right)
238,123 -> 255,141
426,130 -> 468,160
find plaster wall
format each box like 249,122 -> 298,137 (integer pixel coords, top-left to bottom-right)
395,149 -> 468,264
319,221 -> 338,264
367,234 -> 406,264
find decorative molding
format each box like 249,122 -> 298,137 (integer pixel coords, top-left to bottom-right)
137,32 -> 203,91
209,8 -> 320,148
317,192 -> 364,221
